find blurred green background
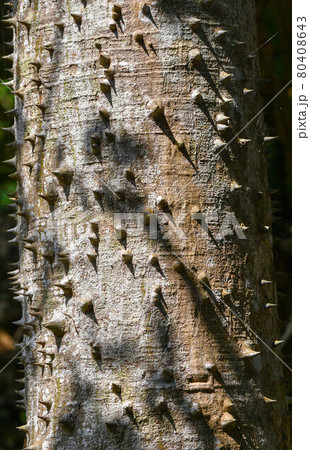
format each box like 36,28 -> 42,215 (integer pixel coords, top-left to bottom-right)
0,1 -> 291,448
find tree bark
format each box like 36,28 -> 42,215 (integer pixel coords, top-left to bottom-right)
6,0 -> 288,448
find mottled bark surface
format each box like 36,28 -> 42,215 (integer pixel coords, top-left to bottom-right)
7,0 -> 287,448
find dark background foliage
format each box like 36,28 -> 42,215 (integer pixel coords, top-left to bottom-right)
0,1 -> 291,448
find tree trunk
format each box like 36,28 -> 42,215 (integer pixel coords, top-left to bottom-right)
5,0 -> 287,448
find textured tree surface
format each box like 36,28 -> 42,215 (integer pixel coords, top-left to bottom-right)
5,0 -> 288,448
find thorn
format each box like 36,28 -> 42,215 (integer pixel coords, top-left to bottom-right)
223,398 -> 234,413
38,186 -> 58,207
109,21 -> 117,32
81,298 -> 94,315
155,396 -> 167,412
70,14 -> 82,27
35,362 -> 45,369
3,12 -> 13,19
8,269 -> 19,275
273,340 -> 285,347
189,18 -> 201,32
4,41 -> 14,50
16,388 -> 25,398
35,131 -> 47,140
112,4 -> 122,14
39,399 -> 52,409
29,307 -> 43,320
43,318 -> 66,337
17,424 -> 30,434
16,209 -> 33,221
220,412 -> 236,429
44,43 -> 55,57
217,123 -> 230,131
143,206 -> 154,226
189,48 -> 203,66
124,168 -> 135,182
191,89 -> 203,105
219,70 -> 232,82
214,28 -> 228,39
220,96 -> 233,106
189,402 -> 201,417
24,243 -> 39,254
191,205 -> 200,215
147,100 -> 165,121
239,346 -> 260,359
197,271 -> 209,285
87,253 -> 97,264
99,53 -> 111,68
264,136 -> 278,143
90,134 -> 101,155
105,131 -> 115,142
221,289 -> 231,300
148,254 -> 159,266
232,40 -> 245,46
156,195 -> 168,209
38,413 -> 50,424
89,234 -> 99,247
54,279 -> 72,296
16,399 -> 26,410
36,101 -> 46,112
2,18 -> 17,28
93,188 -> 104,199
100,80 -> 111,94
18,18 -> 32,29
90,340 -> 101,360
112,10 -> 120,21
8,171 -> 22,181
114,226 -> 126,240
55,22 -> 64,33
243,88 -> 254,95
23,441 -> 43,450
52,166 -> 73,186
133,31 -> 144,45
259,225 -> 271,233
238,138 -> 251,145
2,79 -> 14,87
213,138 -> 226,151
265,303 -> 277,310
2,156 -> 16,168
111,382 -> 121,395
99,108 -> 110,120
12,89 -> 24,100
104,68 -> 115,80
215,113 -> 230,124
23,135 -> 36,145
90,221 -> 99,234
122,250 -> 132,264
151,291 -> 160,306
123,401 -> 133,416
263,396 -> 277,404
173,260 -> 185,274
5,108 -> 19,117
154,285 -> 162,295
261,279 -> 273,285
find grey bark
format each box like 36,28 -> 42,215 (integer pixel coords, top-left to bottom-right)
5,0 -> 288,448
